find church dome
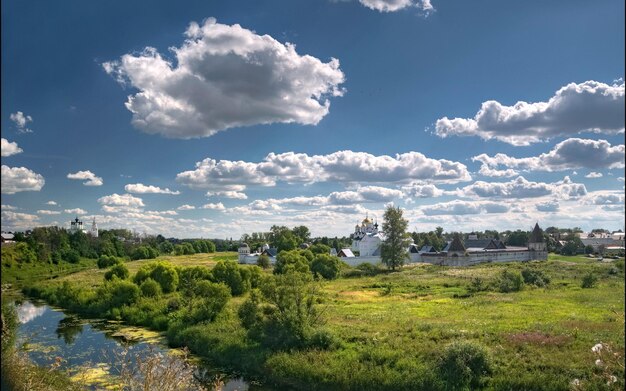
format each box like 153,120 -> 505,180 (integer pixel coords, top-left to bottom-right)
362,217 -> 373,225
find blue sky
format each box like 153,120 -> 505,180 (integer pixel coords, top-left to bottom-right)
2,0 -> 624,238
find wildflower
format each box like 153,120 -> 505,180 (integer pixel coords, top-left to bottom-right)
607,375 -> 617,385
591,343 -> 603,353
571,378 -> 581,387
595,359 -> 603,367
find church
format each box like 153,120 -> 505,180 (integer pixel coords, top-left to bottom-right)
351,215 -> 384,257
69,217 -> 98,237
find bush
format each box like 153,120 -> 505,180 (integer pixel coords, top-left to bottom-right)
467,278 -> 487,293
134,261 -> 179,293
521,268 -> 550,287
102,280 -> 140,309
140,278 -> 162,297
274,250 -> 310,275
97,255 -> 122,269
310,254 -> 341,280
257,254 -> 271,269
104,264 -> 129,281
581,273 -> 598,288
438,341 -> 492,390
212,261 -> 249,296
185,280 -> 231,323
64,249 -> 81,264
356,263 -> 381,276
497,270 -> 524,293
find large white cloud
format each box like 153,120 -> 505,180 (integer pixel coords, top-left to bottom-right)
176,150 -> 471,189
1,211 -> 39,230
358,0 -> 434,13
9,111 -> 33,134
436,81 -> 625,145
206,190 -> 248,200
1,165 -> 45,194
67,170 -> 103,186
421,200 -> 510,216
104,18 -> 345,138
37,210 -> 61,215
64,208 -> 88,215
98,193 -> 145,208
124,183 -> 180,195
1,138 -> 23,157
473,138 -> 624,174
462,176 -> 587,200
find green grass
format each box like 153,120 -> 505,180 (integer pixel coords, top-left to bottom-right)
17,253 -> 626,390
1,257 -> 97,287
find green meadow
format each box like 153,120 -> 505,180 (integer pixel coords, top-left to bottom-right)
9,253 -> 625,390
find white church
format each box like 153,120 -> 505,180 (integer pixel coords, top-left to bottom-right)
69,217 -> 98,237
351,215 -> 384,257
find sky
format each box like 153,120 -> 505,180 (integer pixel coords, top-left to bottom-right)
1,0 -> 624,239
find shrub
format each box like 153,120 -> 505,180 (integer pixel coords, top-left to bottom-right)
185,280 -> 231,323
521,268 -> 550,287
310,254 -> 341,280
581,273 -> 598,288
356,263 -> 381,276
274,250 -> 310,275
177,266 -> 211,295
64,249 -> 81,264
97,255 -> 122,269
102,280 -> 140,309
467,278 -> 487,293
140,278 -> 162,297
104,264 -> 129,281
257,254 -> 271,269
151,263 -> 179,293
438,341 -> 492,390
497,270 -> 524,293
211,260 -> 249,296
134,261 -> 179,293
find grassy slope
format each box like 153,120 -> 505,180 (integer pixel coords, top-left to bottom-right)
15,252 -> 626,389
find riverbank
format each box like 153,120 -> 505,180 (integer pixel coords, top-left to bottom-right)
11,253 -> 626,390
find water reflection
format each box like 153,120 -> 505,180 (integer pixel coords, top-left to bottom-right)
55,316 -> 84,345
16,301 -> 47,324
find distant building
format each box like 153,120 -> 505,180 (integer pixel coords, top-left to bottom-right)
68,217 -> 98,237
238,243 -> 277,264
1,232 -> 15,245
351,215 -> 383,256
337,248 -> 355,257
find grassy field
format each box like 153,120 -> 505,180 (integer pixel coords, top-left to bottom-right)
13,252 -> 626,390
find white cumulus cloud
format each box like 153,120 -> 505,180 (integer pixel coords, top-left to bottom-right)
104,17 -> 345,138
124,183 -> 180,194
585,172 -> 603,178
177,150 -> 471,190
37,210 -> 61,215
1,165 -> 45,194
421,200 -> 509,216
436,80 -> 625,145
472,138 -> 624,173
358,0 -> 434,14
67,170 -> 103,186
9,111 -> 33,134
98,193 -> 145,208
206,190 -> 248,199
177,204 -> 196,210
1,138 -> 23,157
201,202 -> 225,210
64,208 -> 88,215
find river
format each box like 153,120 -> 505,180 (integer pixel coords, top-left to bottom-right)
10,298 -> 259,390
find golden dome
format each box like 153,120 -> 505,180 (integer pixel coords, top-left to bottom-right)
362,217 -> 373,225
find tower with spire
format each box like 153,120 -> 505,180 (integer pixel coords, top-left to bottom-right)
90,217 -> 98,238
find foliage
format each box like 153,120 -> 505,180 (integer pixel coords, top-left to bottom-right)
97,255 -> 122,269
437,341 -> 492,390
309,243 -> 331,255
134,261 -> 179,293
63,249 -> 81,264
311,254 -> 341,280
104,263 -> 129,281
101,279 -> 141,309
521,268 -> 550,287
211,260 -> 249,295
504,230 -> 529,246
381,205 -> 411,271
239,270 -> 323,349
257,253 -> 271,269
497,269 -> 524,292
581,272 -> 598,288
561,235 -> 584,256
274,250 -> 310,275
183,280 -> 231,323
270,225 -> 299,252
139,278 -> 162,297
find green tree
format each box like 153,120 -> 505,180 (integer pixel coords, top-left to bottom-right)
274,250 -> 310,275
104,264 -> 130,281
270,225 -> 298,252
311,254 -> 341,280
505,230 -> 529,246
381,206 -> 411,271
292,225 -> 311,244
211,260 -> 249,296
257,253 -> 271,269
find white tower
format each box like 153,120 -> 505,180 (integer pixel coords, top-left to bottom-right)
90,217 -> 98,238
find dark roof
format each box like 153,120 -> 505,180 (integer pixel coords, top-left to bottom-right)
464,239 -> 493,249
529,223 -> 544,243
448,234 -> 466,252
419,245 -> 436,253
262,248 -> 278,257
